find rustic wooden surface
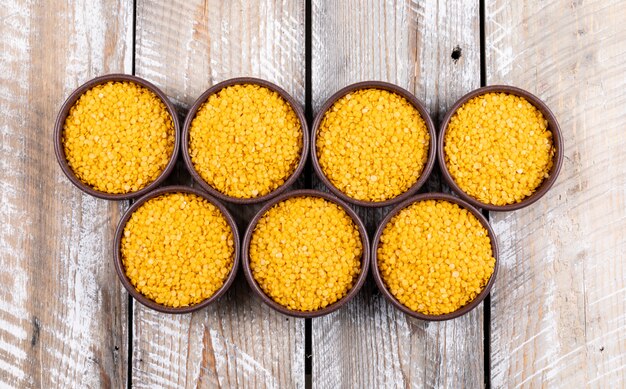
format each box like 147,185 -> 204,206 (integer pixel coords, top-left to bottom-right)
0,0 -> 625,388
486,1 -> 626,387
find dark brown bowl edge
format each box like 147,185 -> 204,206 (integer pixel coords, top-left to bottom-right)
54,74 -> 181,200
241,189 -> 370,318
437,85 -> 564,212
310,81 -> 437,208
113,185 -> 241,314
371,193 -> 499,321
181,77 -> 309,205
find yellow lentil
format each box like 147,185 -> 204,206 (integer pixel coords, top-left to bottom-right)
63,81 -> 175,194
121,193 -> 235,307
377,200 -> 495,315
444,93 -> 555,205
189,84 -> 302,198
249,196 -> 362,311
316,88 -> 430,202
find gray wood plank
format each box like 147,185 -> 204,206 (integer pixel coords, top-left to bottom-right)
0,1 -> 132,387
486,0 -> 626,386
132,1 -> 306,387
311,1 -> 484,387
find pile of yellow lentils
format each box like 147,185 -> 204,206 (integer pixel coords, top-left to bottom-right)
316,88 -> 430,202
189,84 -> 302,199
444,93 -> 555,205
377,199 -> 495,315
249,196 -> 362,311
121,192 -> 235,307
63,81 -> 175,194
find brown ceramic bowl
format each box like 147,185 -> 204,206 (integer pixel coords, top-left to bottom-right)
113,185 -> 240,314
372,193 -> 499,321
438,85 -> 564,211
311,81 -> 437,208
182,77 -> 309,205
242,189 -> 370,318
54,74 -> 180,200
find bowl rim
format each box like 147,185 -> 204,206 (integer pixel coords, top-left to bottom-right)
437,85 -> 564,211
241,189 -> 370,318
54,73 -> 181,200
371,192 -> 499,321
181,77 -> 309,205
113,185 -> 241,314
310,80 -> 437,208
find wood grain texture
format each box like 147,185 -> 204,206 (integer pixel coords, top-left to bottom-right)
311,1 -> 484,387
133,1 -> 305,387
0,0 -> 132,387
486,0 -> 626,387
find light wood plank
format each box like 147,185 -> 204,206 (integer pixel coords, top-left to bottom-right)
486,0 -> 626,386
311,1 -> 484,387
0,0 -> 132,387
132,1 -> 305,387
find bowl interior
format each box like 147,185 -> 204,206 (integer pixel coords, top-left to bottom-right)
437,85 -> 564,211
371,193 -> 499,321
241,189 -> 370,318
113,185 -> 240,314
310,81 -> 437,208
54,74 -> 180,200
181,77 -> 309,205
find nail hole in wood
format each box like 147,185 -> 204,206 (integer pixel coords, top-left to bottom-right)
451,46 -> 462,63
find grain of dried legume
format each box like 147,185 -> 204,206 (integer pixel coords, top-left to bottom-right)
121,192 -> 235,308
377,199 -> 495,315
189,84 -> 302,199
249,196 -> 362,311
63,81 -> 175,194
317,88 -> 430,202
444,92 -> 555,205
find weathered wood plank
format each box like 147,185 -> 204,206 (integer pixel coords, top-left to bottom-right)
0,1 -> 132,387
311,1 -> 484,387
486,0 -> 626,386
132,1 -> 305,387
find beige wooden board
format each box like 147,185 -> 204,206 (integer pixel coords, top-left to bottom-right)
486,0 -> 626,386
310,1 -> 485,387
0,0 -> 132,387
132,1 -> 305,387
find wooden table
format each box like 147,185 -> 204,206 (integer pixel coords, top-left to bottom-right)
1,0 -> 625,387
